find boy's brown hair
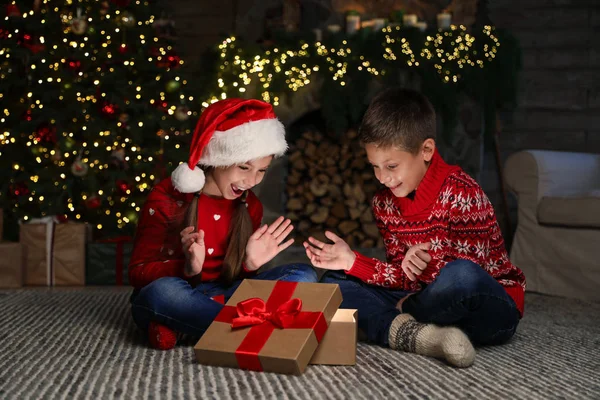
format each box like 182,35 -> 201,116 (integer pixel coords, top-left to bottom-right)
358,88 -> 436,153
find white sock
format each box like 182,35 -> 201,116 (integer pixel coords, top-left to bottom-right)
388,314 -> 476,368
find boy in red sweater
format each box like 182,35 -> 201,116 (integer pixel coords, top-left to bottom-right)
305,88 -> 526,367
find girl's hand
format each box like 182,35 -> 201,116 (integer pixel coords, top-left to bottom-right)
180,226 -> 205,277
401,242 -> 432,281
304,231 -> 356,271
245,216 -> 295,271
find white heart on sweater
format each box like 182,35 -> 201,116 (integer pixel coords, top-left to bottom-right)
149,208 -> 155,215
213,214 -> 221,221
207,248 -> 214,255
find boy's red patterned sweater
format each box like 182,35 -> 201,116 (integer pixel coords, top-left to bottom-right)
347,150 -> 526,316
128,178 -> 262,289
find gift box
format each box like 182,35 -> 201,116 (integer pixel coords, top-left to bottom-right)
86,237 -> 132,285
0,242 -> 24,288
20,221 -> 87,286
194,279 -> 342,375
310,309 -> 357,366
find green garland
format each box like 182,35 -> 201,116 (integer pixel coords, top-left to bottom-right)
202,25 -> 521,142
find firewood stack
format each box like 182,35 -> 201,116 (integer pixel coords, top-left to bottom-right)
285,129 -> 384,249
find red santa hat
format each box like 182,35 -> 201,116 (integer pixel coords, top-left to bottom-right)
172,98 -> 287,193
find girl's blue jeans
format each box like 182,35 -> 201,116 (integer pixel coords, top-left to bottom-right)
130,263 -> 318,337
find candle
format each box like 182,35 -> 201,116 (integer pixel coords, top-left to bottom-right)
327,24 -> 341,34
415,21 -> 427,32
437,12 -> 451,30
372,18 -> 386,31
361,20 -> 374,29
312,28 -> 322,41
403,14 -> 417,27
346,11 -> 361,35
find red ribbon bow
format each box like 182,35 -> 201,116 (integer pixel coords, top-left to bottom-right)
232,297 -> 302,329
213,281 -> 328,371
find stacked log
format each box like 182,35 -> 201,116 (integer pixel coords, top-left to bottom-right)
286,130 -> 384,249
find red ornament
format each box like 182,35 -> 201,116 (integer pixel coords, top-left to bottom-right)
0,28 -> 9,40
35,123 -> 58,144
85,196 -> 102,209
167,54 -> 181,68
66,58 -> 82,71
154,100 -> 169,112
18,33 -> 46,54
10,182 -> 30,197
116,179 -> 132,195
20,33 -> 33,44
157,52 -> 181,69
22,109 -> 33,121
56,214 -> 69,223
118,44 -> 129,54
5,4 -> 20,17
100,101 -> 119,118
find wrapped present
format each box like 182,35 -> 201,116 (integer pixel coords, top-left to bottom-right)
86,236 -> 132,285
195,279 -> 342,375
0,242 -> 24,288
20,220 -> 87,286
310,309 -> 357,366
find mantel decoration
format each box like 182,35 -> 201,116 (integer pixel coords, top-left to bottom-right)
201,24 -> 520,143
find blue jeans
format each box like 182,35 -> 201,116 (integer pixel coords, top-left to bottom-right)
321,259 -> 521,347
130,263 -> 318,337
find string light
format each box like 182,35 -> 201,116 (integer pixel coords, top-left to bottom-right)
208,25 -> 503,108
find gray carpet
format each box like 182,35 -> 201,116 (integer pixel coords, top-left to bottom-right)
0,288 -> 598,399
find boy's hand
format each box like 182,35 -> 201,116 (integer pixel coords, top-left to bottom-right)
181,226 -> 205,277
303,231 -> 356,271
401,242 -> 432,281
245,216 -> 295,271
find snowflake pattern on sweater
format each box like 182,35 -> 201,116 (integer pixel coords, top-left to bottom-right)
348,150 -> 526,315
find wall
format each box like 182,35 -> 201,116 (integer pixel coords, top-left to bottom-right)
166,0 -> 237,74
489,0 -> 599,155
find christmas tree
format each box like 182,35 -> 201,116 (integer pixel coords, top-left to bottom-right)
0,0 -> 197,239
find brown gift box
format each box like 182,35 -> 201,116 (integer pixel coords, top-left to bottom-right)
195,279 -> 342,375
20,222 -> 87,286
310,309 -> 357,366
0,242 -> 24,288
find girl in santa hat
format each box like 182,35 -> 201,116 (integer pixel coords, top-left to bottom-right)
128,98 -> 318,350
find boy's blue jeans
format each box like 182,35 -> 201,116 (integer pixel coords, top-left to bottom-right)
130,263 -> 318,337
321,259 -> 521,347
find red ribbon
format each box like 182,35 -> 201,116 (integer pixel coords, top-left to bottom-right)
211,294 -> 225,305
214,281 -> 328,371
97,236 -> 132,286
231,297 -> 302,329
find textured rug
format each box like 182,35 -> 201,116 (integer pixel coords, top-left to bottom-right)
0,288 -> 598,399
